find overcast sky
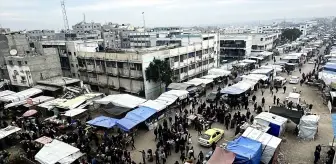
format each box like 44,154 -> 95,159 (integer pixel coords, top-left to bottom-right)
1,0 -> 336,30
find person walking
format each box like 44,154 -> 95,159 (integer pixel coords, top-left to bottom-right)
273,95 -> 276,104
261,89 -> 265,96
261,97 -> 265,107
283,86 -> 286,93
314,148 -> 320,164
276,98 -> 280,106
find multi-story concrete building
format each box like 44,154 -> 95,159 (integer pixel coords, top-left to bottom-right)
101,23 -> 136,49
37,40 -> 102,78
26,30 -> 57,41
129,32 -> 157,48
219,34 -> 252,60
5,48 -> 62,90
72,22 -> 102,40
251,33 -> 279,52
76,37 -> 218,99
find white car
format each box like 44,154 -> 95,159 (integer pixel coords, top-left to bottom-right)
289,76 -> 300,84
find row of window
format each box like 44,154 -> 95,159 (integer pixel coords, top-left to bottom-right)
172,48 -> 215,62
8,60 -> 28,66
75,25 -> 100,29
173,58 -> 215,74
78,59 -> 142,70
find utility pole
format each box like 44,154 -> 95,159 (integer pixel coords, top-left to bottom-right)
142,12 -> 146,29
60,0 -> 70,33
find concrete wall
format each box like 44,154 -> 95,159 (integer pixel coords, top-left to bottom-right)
6,34 -> 30,56
0,34 -> 10,79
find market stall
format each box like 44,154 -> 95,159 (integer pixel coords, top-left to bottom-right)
226,136 -> 262,164
86,116 -> 119,129
0,126 -> 21,140
254,112 -> 287,137
298,115 -> 319,140
242,127 -> 282,164
208,68 -> 231,76
270,106 -> 303,124
207,147 -> 235,164
35,139 -> 84,164
139,100 -> 167,112
0,88 -> 42,103
94,94 -> 146,108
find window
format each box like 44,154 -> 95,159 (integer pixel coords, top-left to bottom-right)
76,64 -> 78,68
21,76 -> 26,80
260,38 -> 263,41
174,56 -> 179,62
73,52 -> 76,56
78,73 -> 80,77
12,75 -> 17,81
18,61 -> 22,66
8,60 -> 13,65
72,73 -> 76,77
71,64 -> 74,67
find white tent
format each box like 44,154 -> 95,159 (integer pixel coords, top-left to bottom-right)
63,108 -> 88,117
185,78 -> 213,86
0,88 -> 42,102
139,100 -> 167,111
38,98 -> 67,110
201,75 -> 221,80
254,112 -> 287,137
0,126 -> 21,140
94,94 -> 146,108
164,90 -> 189,99
298,115 -> 319,140
241,59 -> 257,63
156,93 -> 178,105
242,127 -> 282,164
234,81 -> 254,91
35,139 -> 83,164
250,68 -> 273,75
208,68 -> 231,76
24,96 -> 55,107
0,90 -> 15,98
241,74 -> 268,82
288,92 -> 300,105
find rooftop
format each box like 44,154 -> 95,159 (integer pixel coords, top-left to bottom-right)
37,77 -> 80,87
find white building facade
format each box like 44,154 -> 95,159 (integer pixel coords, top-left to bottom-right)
219,34 -> 252,60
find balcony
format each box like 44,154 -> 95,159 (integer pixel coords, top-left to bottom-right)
119,69 -> 130,77
106,67 -> 118,76
130,70 -> 143,79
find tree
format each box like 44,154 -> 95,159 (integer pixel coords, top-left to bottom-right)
145,58 -> 173,87
281,28 -> 302,42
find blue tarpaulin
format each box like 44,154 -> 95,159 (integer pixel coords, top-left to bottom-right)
324,63 -> 336,72
86,116 -> 118,129
221,86 -> 245,95
331,114 -> 336,137
226,136 -> 262,164
128,106 -> 157,121
116,106 -> 157,131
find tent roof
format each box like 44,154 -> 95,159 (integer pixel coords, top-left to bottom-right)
167,83 -> 194,90
94,94 -> 146,108
156,93 -> 178,105
189,78 -> 214,85
0,88 -> 42,102
207,147 -> 235,164
57,93 -> 103,110
139,100 -> 167,111
270,106 -> 303,124
128,106 -> 157,121
24,96 -> 55,107
250,68 -> 273,75
87,116 -> 118,129
63,108 -> 88,117
255,112 -> 288,126
116,116 -> 142,131
201,75 -> 221,80
208,68 -> 231,76
332,114 -> 336,137
164,90 -> 189,99
221,86 -> 245,95
38,98 -> 67,110
0,126 -> 21,140
241,59 -> 257,63
242,127 -> 282,149
0,90 -> 15,98
103,103 -> 132,116
227,136 -> 262,164
35,139 -> 81,164
288,92 -> 300,99
35,136 -> 53,145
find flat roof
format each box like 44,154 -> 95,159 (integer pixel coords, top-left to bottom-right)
37,77 -> 80,87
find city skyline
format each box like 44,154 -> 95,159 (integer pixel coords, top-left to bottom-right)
1,0 -> 336,30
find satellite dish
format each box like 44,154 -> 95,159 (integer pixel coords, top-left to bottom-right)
10,49 -> 18,56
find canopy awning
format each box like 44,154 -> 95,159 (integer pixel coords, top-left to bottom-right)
226,136 -> 262,164
102,103 -> 132,116
0,126 -> 21,140
35,136 -> 53,145
35,139 -> 82,164
87,116 -> 119,129
207,147 -> 235,164
167,83 -> 194,90
57,93 -> 103,110
201,75 -> 221,80
94,94 -> 146,108
63,108 -> 88,117
164,90 -> 189,99
139,100 -> 167,111
250,68 -> 273,75
208,68 -> 231,76
0,90 -> 15,98
270,106 -> 303,124
0,88 -> 42,102
332,114 -> 336,137
221,86 -> 245,95
156,93 -> 178,105
33,85 -> 60,92
24,96 -> 55,107
38,98 -> 67,110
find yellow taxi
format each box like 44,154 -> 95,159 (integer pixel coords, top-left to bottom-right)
198,128 -> 224,147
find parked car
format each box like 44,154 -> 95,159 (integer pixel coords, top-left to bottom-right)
198,128 -> 224,147
289,76 -> 300,84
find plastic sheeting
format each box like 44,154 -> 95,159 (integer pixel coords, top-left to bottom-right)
57,93 -> 103,110
226,136 -> 262,164
242,127 -> 282,164
116,107 -> 157,131
87,116 -> 119,129
24,96 -> 55,107
156,93 -> 178,105
250,68 -> 273,75
255,112 -> 287,137
187,78 -> 214,86
117,116 -> 142,131
207,147 -> 235,164
319,71 -> 336,85
139,100 -> 167,111
208,68 -> 231,76
0,90 -> 15,98
94,94 -> 146,108
298,115 -> 319,140
35,139 -> 82,164
270,106 -> 303,124
221,86 -> 245,95
63,108 -> 88,117
0,126 -> 21,140
164,90 -> 189,100
128,106 -> 157,120
0,88 -> 42,102
38,98 -> 67,110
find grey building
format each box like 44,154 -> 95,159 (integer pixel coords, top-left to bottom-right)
5,48 -> 62,90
